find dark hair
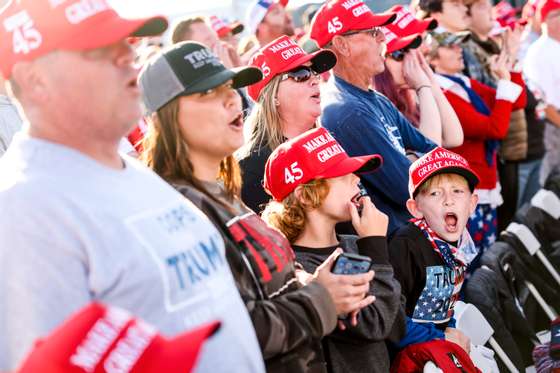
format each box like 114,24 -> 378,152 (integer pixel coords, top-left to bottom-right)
419,0 -> 444,15
374,66 -> 420,127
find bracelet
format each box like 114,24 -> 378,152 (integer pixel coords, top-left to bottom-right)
415,85 -> 431,93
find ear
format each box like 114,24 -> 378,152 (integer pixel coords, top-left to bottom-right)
468,192 -> 479,216
293,185 -> 306,205
406,198 -> 424,219
331,35 -> 350,57
11,61 -> 49,103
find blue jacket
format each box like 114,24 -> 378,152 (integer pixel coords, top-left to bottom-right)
321,76 -> 436,234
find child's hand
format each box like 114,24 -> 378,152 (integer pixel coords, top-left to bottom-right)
349,196 -> 388,237
445,327 -> 471,354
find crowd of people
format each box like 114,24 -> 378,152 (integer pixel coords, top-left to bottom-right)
0,0 -> 559,371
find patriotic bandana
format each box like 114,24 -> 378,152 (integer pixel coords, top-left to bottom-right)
411,218 -> 478,268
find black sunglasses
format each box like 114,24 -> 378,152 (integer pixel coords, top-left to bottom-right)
388,49 -> 407,62
281,65 -> 319,83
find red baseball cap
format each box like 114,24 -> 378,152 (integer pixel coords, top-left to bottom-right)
408,147 -> 480,198
382,29 -> 422,54
209,16 -> 244,38
0,0 -> 167,78
386,5 -> 438,35
310,0 -> 396,48
247,35 -> 337,101
264,127 -> 383,201
539,0 -> 560,21
16,303 -> 221,373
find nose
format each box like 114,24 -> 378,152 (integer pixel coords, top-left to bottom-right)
351,173 -> 360,185
443,191 -> 454,206
225,87 -> 242,110
115,40 -> 136,67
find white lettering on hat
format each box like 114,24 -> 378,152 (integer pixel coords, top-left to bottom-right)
3,11 -> 42,55
341,0 -> 363,11
48,0 -> 67,8
284,162 -> 304,184
66,0 -> 110,25
327,16 -> 343,33
269,38 -> 296,53
352,4 -> 370,17
397,13 -> 414,29
382,28 -> 396,43
281,46 -> 304,60
69,307 -> 131,372
184,49 -> 221,69
103,321 -> 156,373
317,144 -> 344,162
302,132 -> 335,153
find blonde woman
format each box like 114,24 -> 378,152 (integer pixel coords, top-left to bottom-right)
236,35 -> 336,213
139,41 -> 374,373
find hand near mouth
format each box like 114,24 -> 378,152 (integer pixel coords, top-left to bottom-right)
349,196 -> 388,238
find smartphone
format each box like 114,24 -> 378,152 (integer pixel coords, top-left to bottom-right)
331,252 -> 372,275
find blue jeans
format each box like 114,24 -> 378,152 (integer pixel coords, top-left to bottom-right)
517,159 -> 543,207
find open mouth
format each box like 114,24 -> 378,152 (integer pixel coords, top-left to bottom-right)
228,113 -> 243,130
127,77 -> 139,91
310,92 -> 321,102
350,192 -> 362,209
444,212 -> 458,232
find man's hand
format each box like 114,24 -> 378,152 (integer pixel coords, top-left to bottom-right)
313,248 -> 375,316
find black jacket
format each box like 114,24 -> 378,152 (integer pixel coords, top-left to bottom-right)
294,235 -> 406,373
238,145 -> 272,214
174,183 -> 337,373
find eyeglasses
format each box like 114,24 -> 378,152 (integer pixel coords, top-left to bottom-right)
281,66 -> 319,83
388,49 -> 407,62
341,27 -> 382,39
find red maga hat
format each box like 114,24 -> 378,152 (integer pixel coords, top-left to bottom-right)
386,5 -> 437,35
0,0 -> 167,78
17,303 -> 220,373
264,127 -> 383,201
310,0 -> 396,47
408,147 -> 480,198
539,0 -> 560,21
209,16 -> 244,38
247,35 -> 336,101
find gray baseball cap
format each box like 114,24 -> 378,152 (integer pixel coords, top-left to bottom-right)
139,41 -> 263,114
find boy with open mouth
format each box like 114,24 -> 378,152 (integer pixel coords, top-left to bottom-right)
388,147 -> 480,354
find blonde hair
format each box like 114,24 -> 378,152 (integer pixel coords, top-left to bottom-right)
416,173 -> 470,197
262,179 -> 330,243
141,97 -> 241,207
239,75 -> 284,155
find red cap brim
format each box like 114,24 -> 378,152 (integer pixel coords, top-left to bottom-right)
387,34 -> 422,53
318,154 -> 383,180
60,15 -> 167,51
352,12 -> 397,31
141,321 -> 221,372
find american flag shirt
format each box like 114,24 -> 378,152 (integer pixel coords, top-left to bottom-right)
410,219 -> 476,324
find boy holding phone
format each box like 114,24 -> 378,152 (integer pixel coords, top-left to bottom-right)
389,147 -> 480,354
262,127 -> 406,373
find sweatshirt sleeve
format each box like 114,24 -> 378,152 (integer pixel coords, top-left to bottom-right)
191,195 -> 338,360
330,236 -> 406,343
0,225 -> 91,370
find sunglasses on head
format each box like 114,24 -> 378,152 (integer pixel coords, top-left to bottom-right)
281,65 -> 319,83
388,49 -> 407,61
